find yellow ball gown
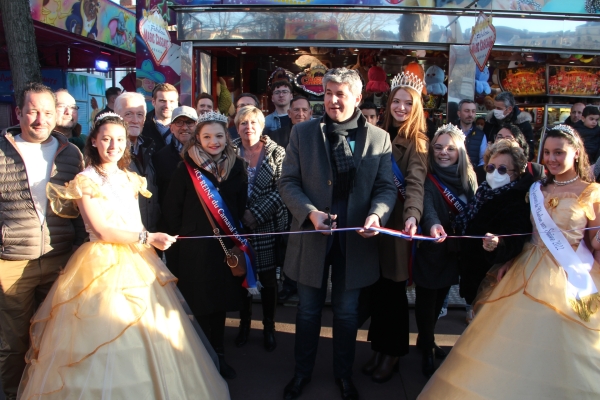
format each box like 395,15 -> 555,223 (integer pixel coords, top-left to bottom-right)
419,184 -> 600,400
18,168 -> 230,400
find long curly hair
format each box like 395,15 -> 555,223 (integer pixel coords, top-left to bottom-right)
84,115 -> 131,178
383,86 -> 428,154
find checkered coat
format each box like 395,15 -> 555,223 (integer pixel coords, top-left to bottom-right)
233,136 -> 287,273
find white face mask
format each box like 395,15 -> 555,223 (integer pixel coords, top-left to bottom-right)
486,169 -> 511,189
493,109 -> 506,120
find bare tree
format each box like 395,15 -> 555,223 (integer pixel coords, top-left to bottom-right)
0,0 -> 42,95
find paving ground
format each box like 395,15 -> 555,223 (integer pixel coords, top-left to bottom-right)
225,303 -> 468,400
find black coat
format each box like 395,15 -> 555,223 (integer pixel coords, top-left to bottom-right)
152,139 -> 182,211
484,106 -> 534,159
141,110 -> 168,151
162,154 -> 248,316
459,174 -> 537,304
574,120 -> 600,162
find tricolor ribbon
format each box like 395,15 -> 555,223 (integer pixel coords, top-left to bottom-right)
184,161 -> 259,294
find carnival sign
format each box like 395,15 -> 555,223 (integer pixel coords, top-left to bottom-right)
139,9 -> 172,65
295,65 -> 327,96
469,12 -> 496,72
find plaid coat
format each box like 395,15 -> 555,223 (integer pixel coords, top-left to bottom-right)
233,136 -> 287,273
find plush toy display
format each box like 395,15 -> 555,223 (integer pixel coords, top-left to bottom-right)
404,62 -> 427,95
425,65 -> 447,96
475,67 -> 492,95
366,66 -> 390,93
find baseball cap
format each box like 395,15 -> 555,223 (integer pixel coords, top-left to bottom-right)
171,106 -> 198,123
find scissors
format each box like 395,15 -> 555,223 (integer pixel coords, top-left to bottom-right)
324,207 -> 333,235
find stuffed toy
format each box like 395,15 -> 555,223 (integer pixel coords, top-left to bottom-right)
475,66 -> 492,95
366,66 -> 390,94
404,62 -> 427,95
425,65 -> 447,96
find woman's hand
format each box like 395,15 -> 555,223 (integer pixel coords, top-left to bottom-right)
430,224 -> 447,243
483,233 -> 499,252
404,217 -> 418,239
148,232 -> 177,251
242,209 -> 258,230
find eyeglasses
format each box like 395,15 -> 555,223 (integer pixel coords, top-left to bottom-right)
172,119 -> 196,127
273,90 -> 291,96
433,144 -> 457,152
485,164 -> 515,175
57,104 -> 79,111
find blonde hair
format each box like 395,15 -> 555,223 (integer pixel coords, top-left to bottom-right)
428,127 -> 477,194
383,86 -> 428,153
234,105 -> 265,131
484,139 -> 527,175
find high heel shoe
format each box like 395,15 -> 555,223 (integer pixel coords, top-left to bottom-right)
371,354 -> 399,383
361,351 -> 381,376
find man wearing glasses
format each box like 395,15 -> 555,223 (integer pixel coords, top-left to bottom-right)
54,89 -> 85,151
264,81 -> 294,134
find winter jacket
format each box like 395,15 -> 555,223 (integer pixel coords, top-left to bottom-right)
129,136 -> 160,232
484,106 -> 534,159
0,127 -> 86,261
573,120 -> 600,162
141,110 -> 169,152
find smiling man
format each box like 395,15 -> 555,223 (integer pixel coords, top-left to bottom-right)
142,83 -> 179,151
0,82 -> 85,400
279,68 -> 396,400
54,89 -> 86,151
114,92 -> 160,234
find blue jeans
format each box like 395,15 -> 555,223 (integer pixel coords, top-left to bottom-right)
294,239 -> 361,379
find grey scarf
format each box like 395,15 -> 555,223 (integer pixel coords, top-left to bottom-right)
326,110 -> 360,200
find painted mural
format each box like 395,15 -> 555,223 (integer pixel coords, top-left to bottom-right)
30,0 -> 136,52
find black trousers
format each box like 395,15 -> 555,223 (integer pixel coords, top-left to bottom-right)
240,268 -> 277,327
197,311 -> 227,352
414,285 -> 451,351
367,277 -> 409,357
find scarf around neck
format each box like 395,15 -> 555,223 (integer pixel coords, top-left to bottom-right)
326,109 -> 361,199
431,162 -> 475,199
187,141 -> 237,182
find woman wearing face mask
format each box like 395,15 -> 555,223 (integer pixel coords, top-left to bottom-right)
414,124 -> 477,378
163,111 -> 248,380
361,72 -> 428,383
419,125 -> 600,399
452,140 -> 538,319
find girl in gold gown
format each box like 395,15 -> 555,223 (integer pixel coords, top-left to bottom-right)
18,114 -> 230,400
419,125 -> 600,399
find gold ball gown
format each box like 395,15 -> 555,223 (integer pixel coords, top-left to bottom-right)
18,167 -> 230,400
419,183 -> 600,400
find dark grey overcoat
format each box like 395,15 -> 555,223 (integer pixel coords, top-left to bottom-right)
279,112 -> 397,290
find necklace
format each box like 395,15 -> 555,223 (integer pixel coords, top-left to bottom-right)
554,175 -> 579,186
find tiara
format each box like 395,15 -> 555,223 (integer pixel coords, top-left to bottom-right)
95,112 -> 123,122
390,71 -> 424,94
548,124 -> 576,137
198,110 -> 228,124
435,123 -> 463,136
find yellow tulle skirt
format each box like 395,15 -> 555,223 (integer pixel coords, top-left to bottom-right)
18,242 -> 230,400
418,242 -> 600,400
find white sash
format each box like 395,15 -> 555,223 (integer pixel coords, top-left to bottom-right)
530,182 -> 597,300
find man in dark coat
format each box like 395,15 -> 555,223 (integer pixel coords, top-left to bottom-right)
484,91 -> 534,159
141,83 -> 179,152
279,68 -> 397,400
564,102 -> 586,127
454,99 -> 487,167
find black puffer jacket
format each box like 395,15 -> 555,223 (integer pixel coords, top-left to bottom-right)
484,106 -> 534,159
0,127 -> 86,260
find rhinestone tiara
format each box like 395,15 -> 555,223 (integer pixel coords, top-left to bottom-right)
548,124 -> 576,137
95,112 -> 123,123
435,123 -> 463,137
197,110 -> 228,124
390,71 -> 424,94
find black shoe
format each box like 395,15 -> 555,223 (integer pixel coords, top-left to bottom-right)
235,322 -> 251,347
433,343 -> 446,359
217,353 -> 237,379
361,351 -> 381,376
421,348 -> 436,379
335,377 -> 359,400
263,326 -> 277,352
283,376 -> 311,400
278,287 -> 297,302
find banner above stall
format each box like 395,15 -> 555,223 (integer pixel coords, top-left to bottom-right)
30,0 -> 135,52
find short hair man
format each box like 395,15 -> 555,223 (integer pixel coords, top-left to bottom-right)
0,82 -> 86,399
279,68 -> 396,400
228,93 -> 261,140
141,83 -> 179,151
196,92 -> 214,115
264,81 -> 293,133
54,89 -> 86,151
455,99 -> 487,166
114,92 -> 160,233
270,96 -> 313,148
98,86 -> 122,115
359,102 -> 378,126
483,91 -> 534,159
565,102 -> 586,127
575,105 -> 600,161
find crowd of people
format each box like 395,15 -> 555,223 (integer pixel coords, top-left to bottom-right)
0,67 -> 599,400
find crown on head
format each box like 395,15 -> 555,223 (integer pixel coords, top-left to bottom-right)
390,71 -> 424,94
197,110 -> 228,124
548,124 -> 576,137
95,112 -> 123,124
435,123 -> 463,137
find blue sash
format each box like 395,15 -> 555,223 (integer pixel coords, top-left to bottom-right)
391,153 -> 406,201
